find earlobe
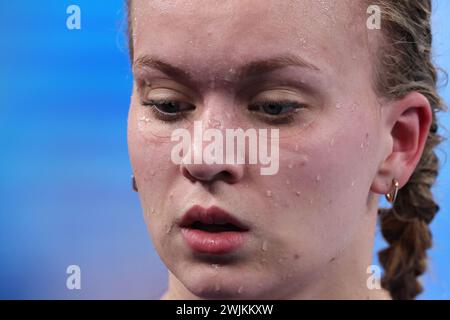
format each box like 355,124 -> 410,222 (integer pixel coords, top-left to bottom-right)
370,92 -> 433,195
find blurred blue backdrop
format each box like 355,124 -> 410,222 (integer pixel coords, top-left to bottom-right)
0,0 -> 449,299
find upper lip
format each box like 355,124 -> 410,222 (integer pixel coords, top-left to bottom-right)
179,205 -> 250,231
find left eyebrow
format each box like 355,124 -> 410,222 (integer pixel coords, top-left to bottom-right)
133,54 -> 321,84
236,54 -> 320,79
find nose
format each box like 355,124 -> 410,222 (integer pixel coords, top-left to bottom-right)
179,99 -> 246,184
181,160 -> 245,184
179,119 -> 245,184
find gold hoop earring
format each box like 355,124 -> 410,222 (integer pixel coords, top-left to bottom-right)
385,178 -> 399,204
131,175 -> 138,192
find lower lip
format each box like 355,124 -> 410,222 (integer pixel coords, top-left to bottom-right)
181,228 -> 248,254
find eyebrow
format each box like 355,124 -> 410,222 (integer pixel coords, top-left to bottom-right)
133,54 -> 320,84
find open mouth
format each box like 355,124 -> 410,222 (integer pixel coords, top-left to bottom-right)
179,204 -> 250,232
188,221 -> 245,233
179,205 -> 250,254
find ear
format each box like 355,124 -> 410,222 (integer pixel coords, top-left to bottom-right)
370,92 -> 433,195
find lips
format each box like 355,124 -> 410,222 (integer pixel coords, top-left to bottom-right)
179,205 -> 249,254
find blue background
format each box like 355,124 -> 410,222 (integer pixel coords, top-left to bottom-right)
0,0 -> 449,299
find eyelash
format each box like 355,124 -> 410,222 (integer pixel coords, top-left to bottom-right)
142,100 -> 194,122
248,100 -> 304,124
141,99 -> 305,124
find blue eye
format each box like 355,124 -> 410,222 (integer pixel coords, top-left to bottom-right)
248,100 -> 306,124
249,100 -> 304,115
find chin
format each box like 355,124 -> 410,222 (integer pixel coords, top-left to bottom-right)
186,281 -> 259,300
174,263 -> 273,300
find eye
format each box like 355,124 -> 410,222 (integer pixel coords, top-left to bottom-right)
248,100 -> 305,117
142,99 -> 195,121
143,99 -> 195,114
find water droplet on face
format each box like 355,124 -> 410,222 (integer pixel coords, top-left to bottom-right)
295,191 -> 301,196
299,154 -> 309,166
286,179 -> 291,185
208,118 -> 222,129
315,174 -> 321,183
351,180 -> 356,187
151,208 -> 155,214
294,144 -> 299,152
360,133 -> 370,149
288,163 -> 294,169
214,283 -> 221,292
266,190 -> 272,198
237,285 -> 244,294
139,116 -> 151,123
261,240 -> 268,251
223,68 -> 237,83
166,224 -> 172,234
297,34 -> 308,48
335,102 -> 343,109
309,198 -> 314,205
211,264 -> 219,270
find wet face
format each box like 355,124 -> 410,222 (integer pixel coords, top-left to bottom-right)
128,0 -> 384,299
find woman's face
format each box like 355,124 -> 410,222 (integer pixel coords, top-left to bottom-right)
128,0 -> 385,299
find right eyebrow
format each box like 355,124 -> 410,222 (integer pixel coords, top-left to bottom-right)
133,55 -> 193,84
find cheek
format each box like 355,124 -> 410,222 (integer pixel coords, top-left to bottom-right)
128,103 -> 175,199
128,104 -> 178,250
271,117 -> 377,232
282,108 -> 375,198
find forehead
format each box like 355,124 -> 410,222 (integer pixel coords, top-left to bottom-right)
131,0 -> 368,78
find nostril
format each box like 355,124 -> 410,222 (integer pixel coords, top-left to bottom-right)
181,166 -> 198,183
181,164 -> 241,184
216,171 -> 237,183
